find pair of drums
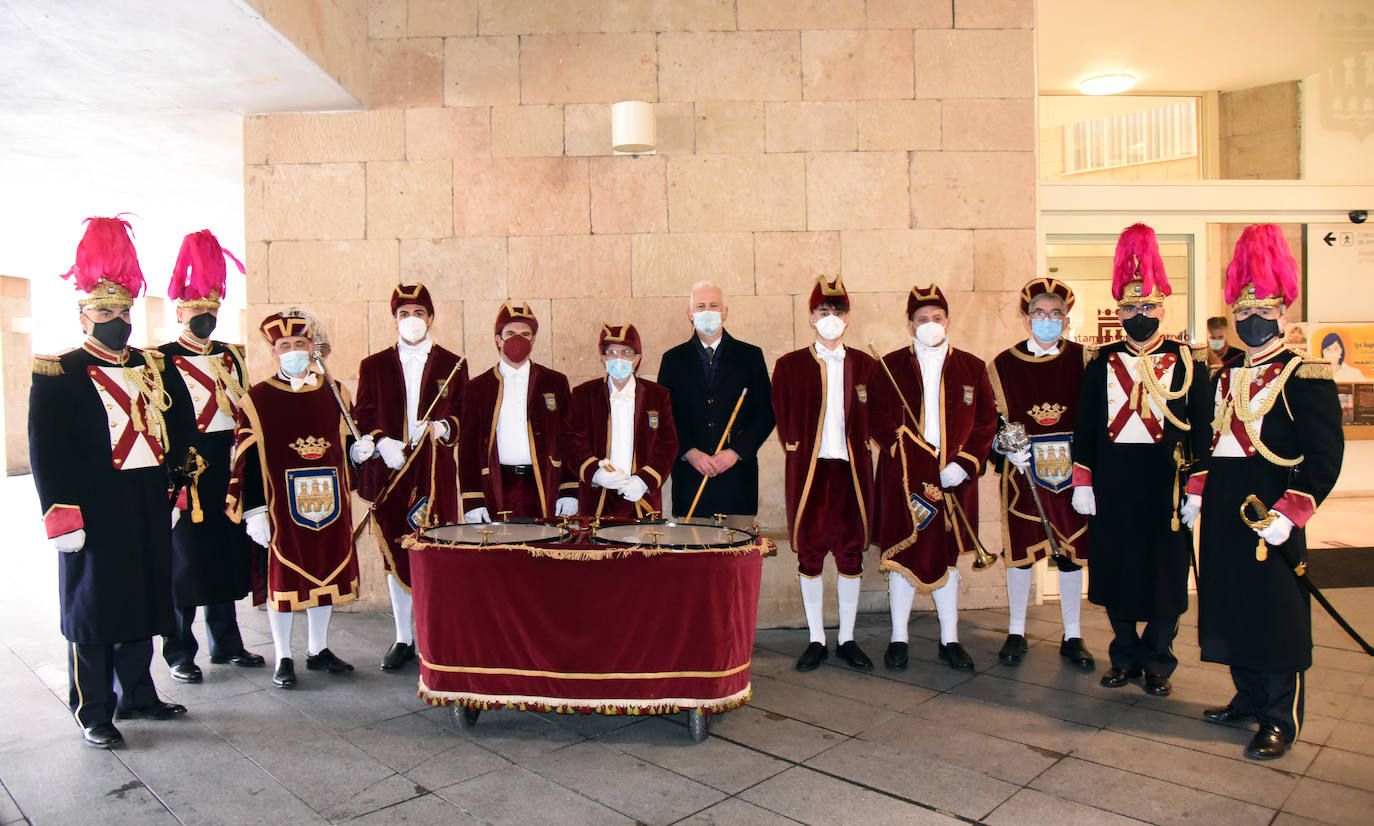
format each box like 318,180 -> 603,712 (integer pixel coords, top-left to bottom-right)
421,519 -> 756,549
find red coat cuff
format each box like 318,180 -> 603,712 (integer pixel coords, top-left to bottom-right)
44,504 -> 83,539
1273,490 -> 1317,529
174,489 -> 189,510
1072,464 -> 1092,487
1186,470 -> 1208,497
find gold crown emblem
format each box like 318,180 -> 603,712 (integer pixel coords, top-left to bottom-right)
1232,283 -> 1284,310
816,274 -> 846,296
922,482 -> 944,502
601,323 -> 630,342
1027,403 -> 1067,426
1117,279 -> 1166,307
289,436 -> 331,460
501,301 -> 536,320
78,279 -> 135,309
394,282 -> 426,300
910,284 -> 941,302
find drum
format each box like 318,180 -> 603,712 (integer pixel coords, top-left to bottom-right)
592,521 -> 755,549
420,522 -> 567,545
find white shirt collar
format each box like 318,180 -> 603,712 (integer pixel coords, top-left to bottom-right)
914,339 -> 949,361
1026,336 -> 1060,357
279,370 -> 319,391
608,374 -> 637,399
398,336 -> 432,361
814,341 -> 846,360
498,360 -> 531,380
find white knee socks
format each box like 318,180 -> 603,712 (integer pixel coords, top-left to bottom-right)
267,606 -> 293,663
1059,568 -> 1083,640
836,576 -> 861,644
888,574 -> 916,643
800,575 -> 825,644
1007,565 -> 1032,635
306,605 -> 332,657
387,575 -> 414,645
932,568 -> 961,645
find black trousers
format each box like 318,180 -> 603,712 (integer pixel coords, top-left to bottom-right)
1231,666 -> 1305,742
162,601 -> 244,666
67,638 -> 159,727
1107,609 -> 1180,677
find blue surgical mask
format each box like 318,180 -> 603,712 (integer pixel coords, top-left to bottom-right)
692,310 -> 722,337
279,350 -> 312,378
1031,318 -> 1063,344
605,358 -> 634,382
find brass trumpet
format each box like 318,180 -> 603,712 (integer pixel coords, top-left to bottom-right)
946,491 -> 997,570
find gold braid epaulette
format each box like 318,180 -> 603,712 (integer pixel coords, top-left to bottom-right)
1190,343 -> 1208,362
32,354 -> 63,376
144,349 -> 165,371
1083,345 -> 1100,365
1296,361 -> 1333,381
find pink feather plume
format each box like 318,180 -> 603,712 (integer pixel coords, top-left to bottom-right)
61,215 -> 145,298
1112,223 -> 1172,301
168,229 -> 245,302
1224,224 -> 1298,306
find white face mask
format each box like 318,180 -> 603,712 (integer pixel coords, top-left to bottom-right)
914,320 -> 946,348
814,315 -> 846,341
279,350 -> 311,378
692,310 -> 722,337
398,316 -> 428,344
1208,337 -> 1226,352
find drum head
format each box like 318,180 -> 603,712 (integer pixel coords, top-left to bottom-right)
593,521 -> 754,548
421,522 -> 566,545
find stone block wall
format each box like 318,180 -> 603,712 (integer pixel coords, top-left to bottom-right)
245,0 -> 1039,622
1220,81 -> 1301,180
2,277 -> 32,476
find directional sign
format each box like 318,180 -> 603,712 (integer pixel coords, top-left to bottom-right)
1308,224 -> 1374,322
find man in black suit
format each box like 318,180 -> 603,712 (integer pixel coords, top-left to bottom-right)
656,281 -> 775,518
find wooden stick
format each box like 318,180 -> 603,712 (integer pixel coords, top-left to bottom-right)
685,387 -> 748,520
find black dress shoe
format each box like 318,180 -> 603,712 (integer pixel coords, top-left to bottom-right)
938,642 -> 975,670
1203,705 -> 1256,725
1100,667 -> 1142,688
1144,673 -> 1172,696
883,641 -> 909,671
1059,637 -> 1095,669
380,642 -> 415,672
998,634 -> 1028,666
169,663 -> 203,683
305,648 -> 354,674
1245,724 -> 1291,760
794,642 -> 827,672
210,650 -> 266,668
834,641 -> 874,672
273,658 -> 296,688
114,700 -> 188,721
81,722 -> 124,749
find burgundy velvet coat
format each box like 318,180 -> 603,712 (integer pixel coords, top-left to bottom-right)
869,344 -> 998,590
564,376 -> 679,518
459,360 -> 575,519
770,345 -> 878,551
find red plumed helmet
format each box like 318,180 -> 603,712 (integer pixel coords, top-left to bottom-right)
1111,223 -> 1171,304
1224,224 -> 1298,309
63,215 -> 146,307
169,229 -> 244,308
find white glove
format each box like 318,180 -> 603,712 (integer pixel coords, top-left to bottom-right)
1007,449 -> 1031,471
53,529 -> 86,553
414,420 -> 449,444
1071,485 -> 1096,516
464,507 -> 491,524
592,466 -> 630,490
349,435 -> 376,464
555,497 -> 579,517
1257,512 -> 1294,546
171,507 -> 182,529
245,508 -> 272,547
377,437 -> 406,470
939,462 -> 969,489
620,475 -> 649,503
1180,494 -> 1202,528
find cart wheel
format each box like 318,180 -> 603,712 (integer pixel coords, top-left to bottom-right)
688,708 -> 711,742
452,705 -> 480,729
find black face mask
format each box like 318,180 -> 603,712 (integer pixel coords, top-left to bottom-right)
1121,314 -> 1160,343
187,312 -> 217,339
1235,314 -> 1281,348
90,317 -> 132,351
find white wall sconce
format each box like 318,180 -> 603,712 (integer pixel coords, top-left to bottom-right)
611,101 -> 656,155
1078,73 -> 1136,95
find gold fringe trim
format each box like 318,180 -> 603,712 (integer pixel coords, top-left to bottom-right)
417,680 -> 752,716
1296,362 -> 1333,381
32,355 -> 63,376
404,533 -> 772,560
879,558 -> 949,594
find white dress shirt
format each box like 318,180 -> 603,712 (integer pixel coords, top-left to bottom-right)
915,340 -> 948,449
279,369 -> 319,393
398,336 -> 432,439
608,375 -> 636,472
1025,336 -> 1060,357
496,360 -> 533,465
815,342 -> 849,460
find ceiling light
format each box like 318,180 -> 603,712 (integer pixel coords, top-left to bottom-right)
1078,73 -> 1136,95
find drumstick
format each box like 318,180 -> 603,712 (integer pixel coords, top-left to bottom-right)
685,387 -> 748,520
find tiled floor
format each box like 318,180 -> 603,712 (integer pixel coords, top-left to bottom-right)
2,475 -> 1372,825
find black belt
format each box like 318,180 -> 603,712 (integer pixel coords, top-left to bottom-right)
500,464 -> 534,476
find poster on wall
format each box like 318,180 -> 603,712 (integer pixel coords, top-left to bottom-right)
1307,322 -> 1374,381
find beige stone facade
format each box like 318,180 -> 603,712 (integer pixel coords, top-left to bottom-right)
245,0 -> 1038,621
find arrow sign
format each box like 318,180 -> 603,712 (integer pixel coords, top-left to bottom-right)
1324,232 -> 1337,246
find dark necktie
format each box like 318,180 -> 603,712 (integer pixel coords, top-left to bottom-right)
700,344 -> 718,385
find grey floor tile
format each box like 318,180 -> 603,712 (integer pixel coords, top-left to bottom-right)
747,673 -> 899,736
401,738 -> 511,791
342,792 -> 484,824
1281,776 -> 1374,826
0,780 -> 25,826
1069,729 -> 1299,809
1308,664 -> 1369,696
1311,644 -> 1374,676
1345,694 -> 1374,725
437,764 -> 635,825
738,765 -> 962,825
1108,704 -> 1319,771
417,705 -> 585,764
982,787 -> 1147,826
0,737 -> 176,826
1324,718 -> 1374,757
1305,746 -> 1374,793
747,646 -> 797,677
319,772 -> 431,822
598,716 -> 790,795
341,710 -> 476,774
765,658 -> 937,712
910,693 -> 1098,755
534,708 -> 647,738
1270,814 -> 1343,826
1030,757 -> 1274,826
950,672 -> 1134,728
1308,687 -> 1356,720
145,754 -> 326,826
855,707 -> 1061,785
672,797 -> 802,825
706,703 -> 847,763
522,741 -> 727,825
